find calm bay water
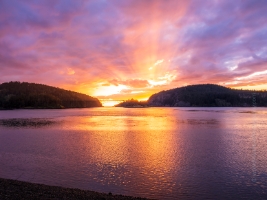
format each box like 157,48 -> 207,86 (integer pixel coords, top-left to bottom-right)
0,107 -> 267,199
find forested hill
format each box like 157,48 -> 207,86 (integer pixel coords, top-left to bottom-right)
148,84 -> 267,107
0,82 -> 102,109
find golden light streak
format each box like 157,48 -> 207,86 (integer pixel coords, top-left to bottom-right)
232,83 -> 267,91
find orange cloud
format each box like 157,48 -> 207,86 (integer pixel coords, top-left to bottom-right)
109,79 -> 150,88
1,0 -> 267,102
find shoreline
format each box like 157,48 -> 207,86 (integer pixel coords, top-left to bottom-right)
0,178 -> 149,200
1,106 -> 266,110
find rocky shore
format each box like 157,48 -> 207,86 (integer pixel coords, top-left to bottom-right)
0,178 -> 149,200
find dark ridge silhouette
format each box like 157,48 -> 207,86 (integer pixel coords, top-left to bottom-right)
0,81 -> 102,109
147,84 -> 267,107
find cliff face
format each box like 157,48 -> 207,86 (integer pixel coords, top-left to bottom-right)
0,82 -> 102,109
148,84 -> 267,107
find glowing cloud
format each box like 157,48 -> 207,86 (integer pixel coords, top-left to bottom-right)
1,0 -> 267,102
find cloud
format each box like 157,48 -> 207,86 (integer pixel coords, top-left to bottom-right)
109,79 -> 150,88
1,0 -> 267,99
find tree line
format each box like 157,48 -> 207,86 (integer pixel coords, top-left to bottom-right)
147,84 -> 267,107
0,82 -> 102,109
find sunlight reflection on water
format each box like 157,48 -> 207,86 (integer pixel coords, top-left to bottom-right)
0,107 -> 267,199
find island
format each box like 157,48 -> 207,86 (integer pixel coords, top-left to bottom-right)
115,99 -> 148,108
147,84 -> 267,107
0,82 -> 102,109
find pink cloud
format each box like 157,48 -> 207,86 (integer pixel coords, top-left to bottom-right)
1,0 -> 267,99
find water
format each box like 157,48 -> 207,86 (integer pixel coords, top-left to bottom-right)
0,107 -> 267,199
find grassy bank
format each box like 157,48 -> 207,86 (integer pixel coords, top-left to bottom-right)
0,178 -> 149,200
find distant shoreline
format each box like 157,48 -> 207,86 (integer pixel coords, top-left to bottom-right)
0,107 -> 102,110
0,178 -> 148,200
1,106 -> 266,110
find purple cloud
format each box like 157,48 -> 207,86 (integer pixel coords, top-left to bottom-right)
1,0 -> 267,100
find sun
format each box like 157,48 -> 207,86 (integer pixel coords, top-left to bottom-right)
93,84 -> 128,97
101,100 -> 123,107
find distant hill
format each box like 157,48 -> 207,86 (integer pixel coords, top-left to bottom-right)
148,84 -> 267,107
0,82 -> 102,109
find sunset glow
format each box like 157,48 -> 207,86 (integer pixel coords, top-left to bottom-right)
1,0 -> 267,103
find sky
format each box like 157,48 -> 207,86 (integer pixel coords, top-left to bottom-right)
1,0 -> 267,105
